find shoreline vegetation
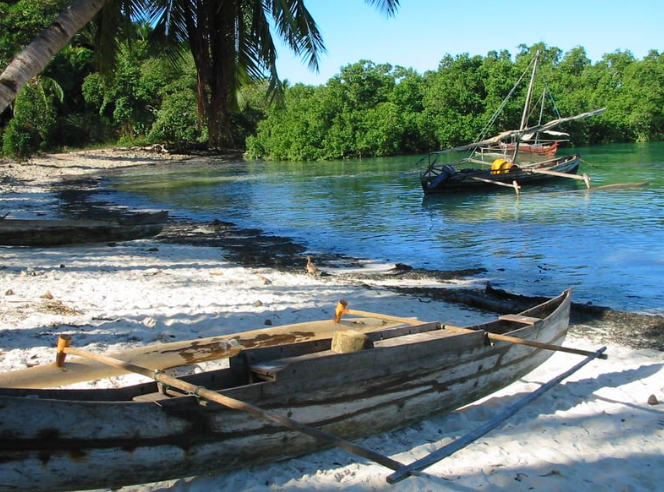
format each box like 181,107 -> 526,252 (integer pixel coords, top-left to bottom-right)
1,149 -> 662,492
4,46 -> 663,163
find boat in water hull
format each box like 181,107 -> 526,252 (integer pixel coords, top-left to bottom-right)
421,154 -> 581,194
418,50 -> 603,195
0,290 -> 572,491
498,140 -> 559,156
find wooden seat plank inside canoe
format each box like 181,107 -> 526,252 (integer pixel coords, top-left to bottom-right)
498,314 -> 541,325
248,322 -> 458,382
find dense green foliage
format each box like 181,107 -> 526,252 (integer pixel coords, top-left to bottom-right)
0,0 -> 70,67
0,1 -> 662,162
247,46 -> 664,160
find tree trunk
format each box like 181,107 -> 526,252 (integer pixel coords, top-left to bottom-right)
0,0 -> 107,116
186,3 -> 212,134
207,76 -> 235,150
186,0 -> 235,150
202,0 -> 235,150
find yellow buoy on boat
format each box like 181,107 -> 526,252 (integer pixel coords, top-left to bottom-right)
491,158 -> 516,174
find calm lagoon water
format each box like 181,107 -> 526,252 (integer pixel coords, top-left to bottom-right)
108,143 -> 664,314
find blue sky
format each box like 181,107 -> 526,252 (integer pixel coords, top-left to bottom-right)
274,0 -> 662,85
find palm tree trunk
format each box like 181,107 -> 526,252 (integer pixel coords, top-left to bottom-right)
0,0 -> 106,115
186,0 -> 235,150
208,79 -> 235,149
206,5 -> 236,150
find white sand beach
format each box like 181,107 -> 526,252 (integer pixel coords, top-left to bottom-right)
1,151 -> 662,492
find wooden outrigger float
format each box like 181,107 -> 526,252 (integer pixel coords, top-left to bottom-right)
0,289 -> 607,491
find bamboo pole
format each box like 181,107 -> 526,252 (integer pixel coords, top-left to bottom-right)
387,346 -> 608,483
471,176 -> 521,195
334,300 -> 424,326
590,181 -> 650,191
56,336 -> 404,473
527,168 -> 591,188
467,158 -> 495,165
443,325 -> 608,359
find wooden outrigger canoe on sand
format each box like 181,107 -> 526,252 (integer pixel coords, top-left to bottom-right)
0,210 -> 168,246
0,289 -> 606,491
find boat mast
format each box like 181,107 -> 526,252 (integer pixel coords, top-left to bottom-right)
535,91 -> 546,145
513,51 -> 540,160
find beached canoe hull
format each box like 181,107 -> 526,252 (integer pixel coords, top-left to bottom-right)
0,211 -> 168,246
0,290 -> 571,491
421,154 -> 580,194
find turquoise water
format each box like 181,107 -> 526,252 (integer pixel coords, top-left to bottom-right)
110,143 -> 664,314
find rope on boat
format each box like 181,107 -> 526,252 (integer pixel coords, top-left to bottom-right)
580,157 -> 599,168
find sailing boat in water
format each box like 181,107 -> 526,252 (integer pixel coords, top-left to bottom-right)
419,51 -> 605,195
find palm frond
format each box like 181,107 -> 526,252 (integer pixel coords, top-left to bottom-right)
363,0 -> 400,17
94,0 -> 147,74
143,0 -> 190,67
270,0 -> 325,73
